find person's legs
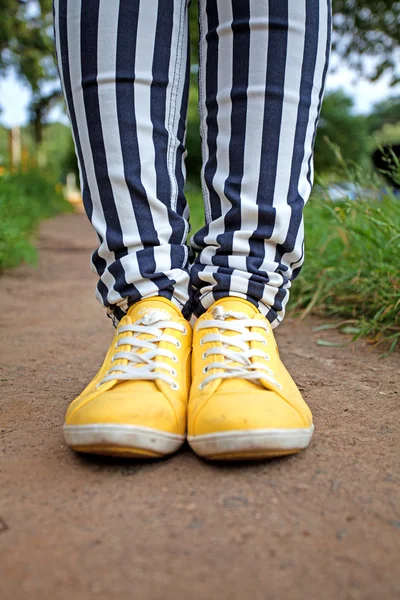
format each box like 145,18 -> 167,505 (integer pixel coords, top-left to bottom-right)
187,0 -> 331,460
192,0 -> 331,326
54,0 -> 193,458
54,0 -> 192,323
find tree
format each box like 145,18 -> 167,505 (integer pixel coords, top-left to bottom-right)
0,1 -> 61,150
368,95 -> 400,132
0,0 -> 55,92
314,90 -> 371,174
332,0 -> 400,85
369,96 -> 400,185
188,1 -> 400,84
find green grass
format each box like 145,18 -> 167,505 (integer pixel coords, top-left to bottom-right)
0,169 -> 72,271
186,182 -> 400,351
292,193 -> 400,350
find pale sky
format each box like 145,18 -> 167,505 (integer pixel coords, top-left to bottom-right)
0,61 -> 398,129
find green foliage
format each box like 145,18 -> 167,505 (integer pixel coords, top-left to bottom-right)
61,135 -> 79,180
291,190 -> 400,350
332,0 -> 400,85
0,0 -> 55,91
369,95 -> 400,148
38,122 -> 74,178
0,169 -> 71,271
186,183 -> 204,234
314,91 -> 372,174
313,92 -> 400,177
0,0 -> 62,147
0,124 -> 8,165
294,154 -> 400,349
0,121 -> 73,178
189,0 -> 199,64
370,95 -> 400,131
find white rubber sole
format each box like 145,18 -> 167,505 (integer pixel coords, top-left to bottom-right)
63,424 -> 185,457
187,426 -> 315,459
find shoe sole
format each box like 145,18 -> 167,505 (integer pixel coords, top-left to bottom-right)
187,426 -> 314,460
63,424 -> 185,458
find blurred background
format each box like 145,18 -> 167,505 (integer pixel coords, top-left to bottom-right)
0,0 -> 399,349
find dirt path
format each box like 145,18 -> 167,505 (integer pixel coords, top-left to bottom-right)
1,213 -> 399,600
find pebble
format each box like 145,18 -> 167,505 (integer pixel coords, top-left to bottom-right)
222,496 -> 249,509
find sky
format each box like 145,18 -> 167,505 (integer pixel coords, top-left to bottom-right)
0,61 -> 398,129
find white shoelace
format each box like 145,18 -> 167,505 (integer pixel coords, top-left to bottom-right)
197,306 -> 281,391
97,309 -> 186,390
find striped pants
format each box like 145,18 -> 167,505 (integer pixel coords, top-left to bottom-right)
54,0 -> 331,325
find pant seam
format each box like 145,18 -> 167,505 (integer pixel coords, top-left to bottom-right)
166,0 -> 186,214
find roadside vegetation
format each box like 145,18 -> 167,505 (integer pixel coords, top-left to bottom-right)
293,193 -> 400,351
0,168 -> 71,271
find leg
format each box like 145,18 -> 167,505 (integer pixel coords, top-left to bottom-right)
192,0 -> 331,326
54,0 -> 191,323
188,0 -> 331,460
54,0 -> 193,458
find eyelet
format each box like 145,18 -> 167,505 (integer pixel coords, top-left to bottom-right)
198,383 -> 204,390
202,366 -> 209,374
111,355 -> 116,362
264,354 -> 270,361
202,352 -> 207,360
170,382 -> 179,390
199,338 -> 205,346
182,327 -> 188,335
176,340 -> 182,349
172,355 -> 178,363
171,368 -> 177,377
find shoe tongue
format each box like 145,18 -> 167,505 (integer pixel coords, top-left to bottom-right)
210,297 -> 259,319
126,297 -> 182,322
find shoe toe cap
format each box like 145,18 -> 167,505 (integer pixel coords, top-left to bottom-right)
189,387 -> 311,436
65,383 -> 182,435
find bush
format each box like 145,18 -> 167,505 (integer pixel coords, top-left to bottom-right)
0,169 -> 71,271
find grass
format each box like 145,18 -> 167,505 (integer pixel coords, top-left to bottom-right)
0,168 -> 72,271
292,194 -> 400,351
186,171 -> 400,351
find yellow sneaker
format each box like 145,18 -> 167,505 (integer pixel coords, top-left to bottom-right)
187,297 -> 314,460
63,297 -> 192,458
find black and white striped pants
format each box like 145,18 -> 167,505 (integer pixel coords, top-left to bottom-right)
54,0 -> 331,325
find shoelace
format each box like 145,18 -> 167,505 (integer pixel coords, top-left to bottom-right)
197,306 -> 281,391
97,309 -> 186,390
